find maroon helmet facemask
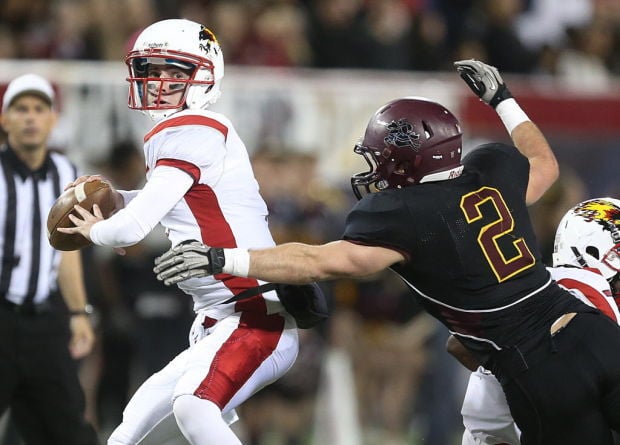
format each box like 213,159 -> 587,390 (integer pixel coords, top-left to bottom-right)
351,97 -> 463,199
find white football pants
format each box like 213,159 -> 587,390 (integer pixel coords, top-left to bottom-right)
108,310 -> 299,445
461,367 -> 521,445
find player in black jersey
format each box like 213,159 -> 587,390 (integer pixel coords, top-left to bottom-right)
153,60 -> 620,445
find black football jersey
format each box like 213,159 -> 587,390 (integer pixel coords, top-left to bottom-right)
343,143 -> 592,360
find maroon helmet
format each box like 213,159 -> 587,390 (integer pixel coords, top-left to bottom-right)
351,97 -> 463,199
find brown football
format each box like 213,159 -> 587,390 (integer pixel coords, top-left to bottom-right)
47,179 -> 116,251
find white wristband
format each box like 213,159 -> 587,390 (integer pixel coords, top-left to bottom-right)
495,98 -> 530,134
222,248 -> 250,277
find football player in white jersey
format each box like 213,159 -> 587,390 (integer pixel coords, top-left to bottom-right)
452,197 -> 620,445
58,19 -> 299,445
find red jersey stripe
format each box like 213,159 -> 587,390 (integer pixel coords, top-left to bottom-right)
183,183 -> 264,312
557,277 -> 618,322
144,115 -> 229,142
193,311 -> 285,407
155,158 -> 200,182
182,160 -> 283,409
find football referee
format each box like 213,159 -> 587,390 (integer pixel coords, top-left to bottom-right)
0,74 -> 99,444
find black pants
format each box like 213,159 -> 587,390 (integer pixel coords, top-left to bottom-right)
494,312 -> 620,445
0,305 -> 99,445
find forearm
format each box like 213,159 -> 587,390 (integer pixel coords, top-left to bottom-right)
510,120 -> 559,205
91,166 -> 193,247
242,240 -> 403,284
58,251 -> 90,312
495,99 -> 558,204
247,243 -> 334,284
90,207 -> 152,247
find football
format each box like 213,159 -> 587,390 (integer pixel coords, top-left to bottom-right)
47,179 -> 116,251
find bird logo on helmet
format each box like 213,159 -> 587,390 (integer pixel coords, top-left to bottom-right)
198,25 -> 219,55
572,199 -> 620,247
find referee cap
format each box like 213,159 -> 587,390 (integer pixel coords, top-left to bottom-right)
2,74 -> 55,112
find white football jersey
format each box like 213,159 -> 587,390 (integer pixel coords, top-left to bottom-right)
92,109 -> 282,315
550,266 -> 620,323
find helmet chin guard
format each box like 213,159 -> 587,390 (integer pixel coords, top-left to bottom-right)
553,198 -> 620,293
125,19 -> 224,121
351,97 -> 463,199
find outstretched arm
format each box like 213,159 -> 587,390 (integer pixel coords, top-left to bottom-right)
455,59 -> 559,205
248,240 -> 405,283
154,240 -> 406,286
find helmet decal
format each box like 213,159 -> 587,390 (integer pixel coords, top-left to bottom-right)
572,199 -> 620,243
384,119 -> 421,151
553,197 -> 620,292
199,25 -> 219,55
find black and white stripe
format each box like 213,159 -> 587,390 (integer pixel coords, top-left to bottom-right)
0,146 -> 78,305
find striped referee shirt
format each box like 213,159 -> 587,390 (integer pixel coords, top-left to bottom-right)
0,144 -> 78,306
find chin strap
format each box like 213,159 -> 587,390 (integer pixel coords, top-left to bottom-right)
571,246 -> 589,268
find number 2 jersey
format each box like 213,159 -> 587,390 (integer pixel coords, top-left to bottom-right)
343,143 -> 597,363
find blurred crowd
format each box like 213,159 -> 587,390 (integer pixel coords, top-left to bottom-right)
2,0 -> 620,83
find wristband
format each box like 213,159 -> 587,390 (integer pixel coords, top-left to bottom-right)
495,98 -> 530,134
70,304 -> 94,316
222,248 -> 250,277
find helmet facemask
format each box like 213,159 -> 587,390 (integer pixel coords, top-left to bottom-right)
126,50 -> 215,120
351,143 -> 399,199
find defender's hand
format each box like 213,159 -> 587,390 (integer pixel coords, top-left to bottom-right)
153,240 -> 225,285
454,59 -> 512,108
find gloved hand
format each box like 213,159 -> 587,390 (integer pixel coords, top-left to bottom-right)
454,59 -> 512,108
153,240 -> 225,286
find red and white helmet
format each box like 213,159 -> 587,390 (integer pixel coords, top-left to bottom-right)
553,197 -> 620,286
351,97 -> 463,199
125,19 -> 224,121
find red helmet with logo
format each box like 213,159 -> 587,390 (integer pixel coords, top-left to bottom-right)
351,97 -> 463,199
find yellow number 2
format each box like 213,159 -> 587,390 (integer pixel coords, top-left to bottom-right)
460,187 -> 535,282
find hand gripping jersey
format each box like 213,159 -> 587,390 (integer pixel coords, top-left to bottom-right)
343,144 -> 596,364
146,110 -> 282,314
461,265 -> 619,445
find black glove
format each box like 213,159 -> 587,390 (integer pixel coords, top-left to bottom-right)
153,240 -> 225,286
454,59 -> 512,108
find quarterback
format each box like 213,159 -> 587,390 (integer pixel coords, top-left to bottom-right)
60,19 -> 298,445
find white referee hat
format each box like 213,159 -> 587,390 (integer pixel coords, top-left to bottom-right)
2,73 -> 55,112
